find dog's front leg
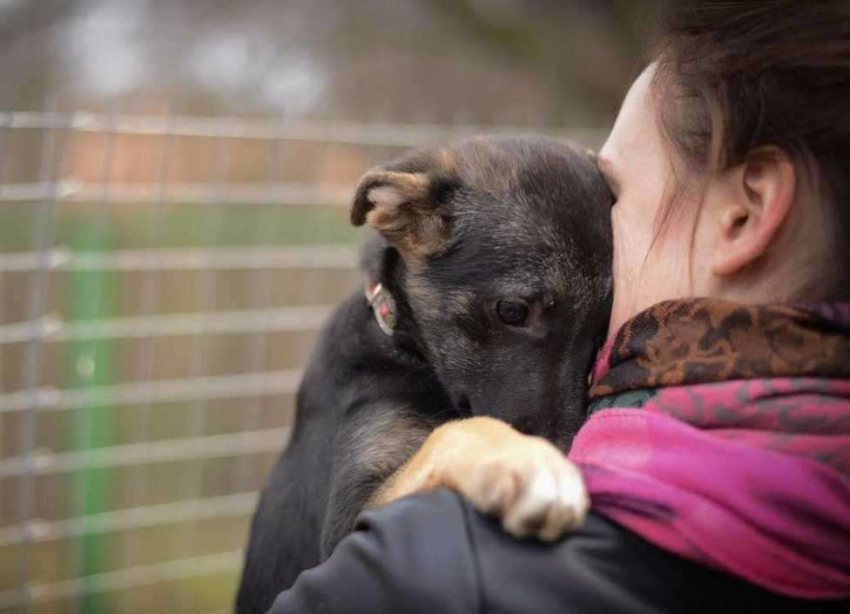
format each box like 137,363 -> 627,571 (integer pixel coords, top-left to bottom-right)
372,416 -> 589,541
320,405 -> 437,559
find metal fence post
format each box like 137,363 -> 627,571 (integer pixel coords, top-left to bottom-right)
69,223 -> 115,614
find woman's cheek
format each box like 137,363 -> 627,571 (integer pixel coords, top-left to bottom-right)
608,204 -> 649,336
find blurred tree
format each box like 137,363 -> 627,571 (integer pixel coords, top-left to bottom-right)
0,0 -> 658,124
0,0 -> 83,110
423,0 -> 656,118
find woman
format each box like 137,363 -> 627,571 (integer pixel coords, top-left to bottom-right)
266,1 -> 849,611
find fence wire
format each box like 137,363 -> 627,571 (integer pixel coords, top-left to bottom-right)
0,112 -> 603,613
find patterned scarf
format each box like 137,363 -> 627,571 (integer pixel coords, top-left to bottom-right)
569,299 -> 850,599
587,299 -> 850,477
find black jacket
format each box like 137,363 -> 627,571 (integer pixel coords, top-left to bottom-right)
266,490 -> 845,614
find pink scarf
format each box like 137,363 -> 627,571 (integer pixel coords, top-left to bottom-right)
569,299 -> 850,599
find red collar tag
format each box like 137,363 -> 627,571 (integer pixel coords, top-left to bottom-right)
364,282 -> 397,336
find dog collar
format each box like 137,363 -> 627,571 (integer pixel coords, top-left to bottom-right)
365,282 -> 397,336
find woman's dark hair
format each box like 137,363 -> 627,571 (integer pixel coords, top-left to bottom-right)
650,0 -> 850,300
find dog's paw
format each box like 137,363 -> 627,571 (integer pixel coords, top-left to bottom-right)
458,436 -> 589,541
374,417 -> 589,541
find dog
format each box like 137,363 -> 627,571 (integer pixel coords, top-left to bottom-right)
235,136 -> 613,614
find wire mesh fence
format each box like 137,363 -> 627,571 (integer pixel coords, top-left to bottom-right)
0,111 -> 603,614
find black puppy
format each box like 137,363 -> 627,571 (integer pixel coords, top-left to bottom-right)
235,136 -> 613,614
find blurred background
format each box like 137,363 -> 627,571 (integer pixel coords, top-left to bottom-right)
0,1 -> 653,612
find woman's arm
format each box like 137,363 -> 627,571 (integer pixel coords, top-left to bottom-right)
265,489 -> 843,614
266,490 -> 480,614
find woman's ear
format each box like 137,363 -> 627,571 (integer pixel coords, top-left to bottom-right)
712,147 -> 796,276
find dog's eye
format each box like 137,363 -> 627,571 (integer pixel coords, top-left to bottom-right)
496,300 -> 529,326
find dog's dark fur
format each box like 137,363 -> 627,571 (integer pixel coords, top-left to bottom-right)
235,136 -> 613,614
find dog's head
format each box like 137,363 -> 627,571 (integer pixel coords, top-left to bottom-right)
352,136 -> 613,446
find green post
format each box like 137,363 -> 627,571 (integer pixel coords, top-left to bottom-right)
68,222 -> 115,614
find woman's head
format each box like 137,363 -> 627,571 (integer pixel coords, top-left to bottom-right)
599,0 -> 850,337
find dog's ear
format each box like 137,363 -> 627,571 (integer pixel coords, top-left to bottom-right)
350,170 -> 453,259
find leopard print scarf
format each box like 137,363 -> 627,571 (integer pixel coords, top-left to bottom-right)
590,299 -> 850,399
586,299 -> 850,476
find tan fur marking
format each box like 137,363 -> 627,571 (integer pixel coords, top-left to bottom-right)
356,170 -> 450,258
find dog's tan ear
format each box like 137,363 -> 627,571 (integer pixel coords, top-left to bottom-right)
350,170 -> 451,259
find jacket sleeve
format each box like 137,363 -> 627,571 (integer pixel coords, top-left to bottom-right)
264,489 -> 480,614
264,488 -> 846,614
